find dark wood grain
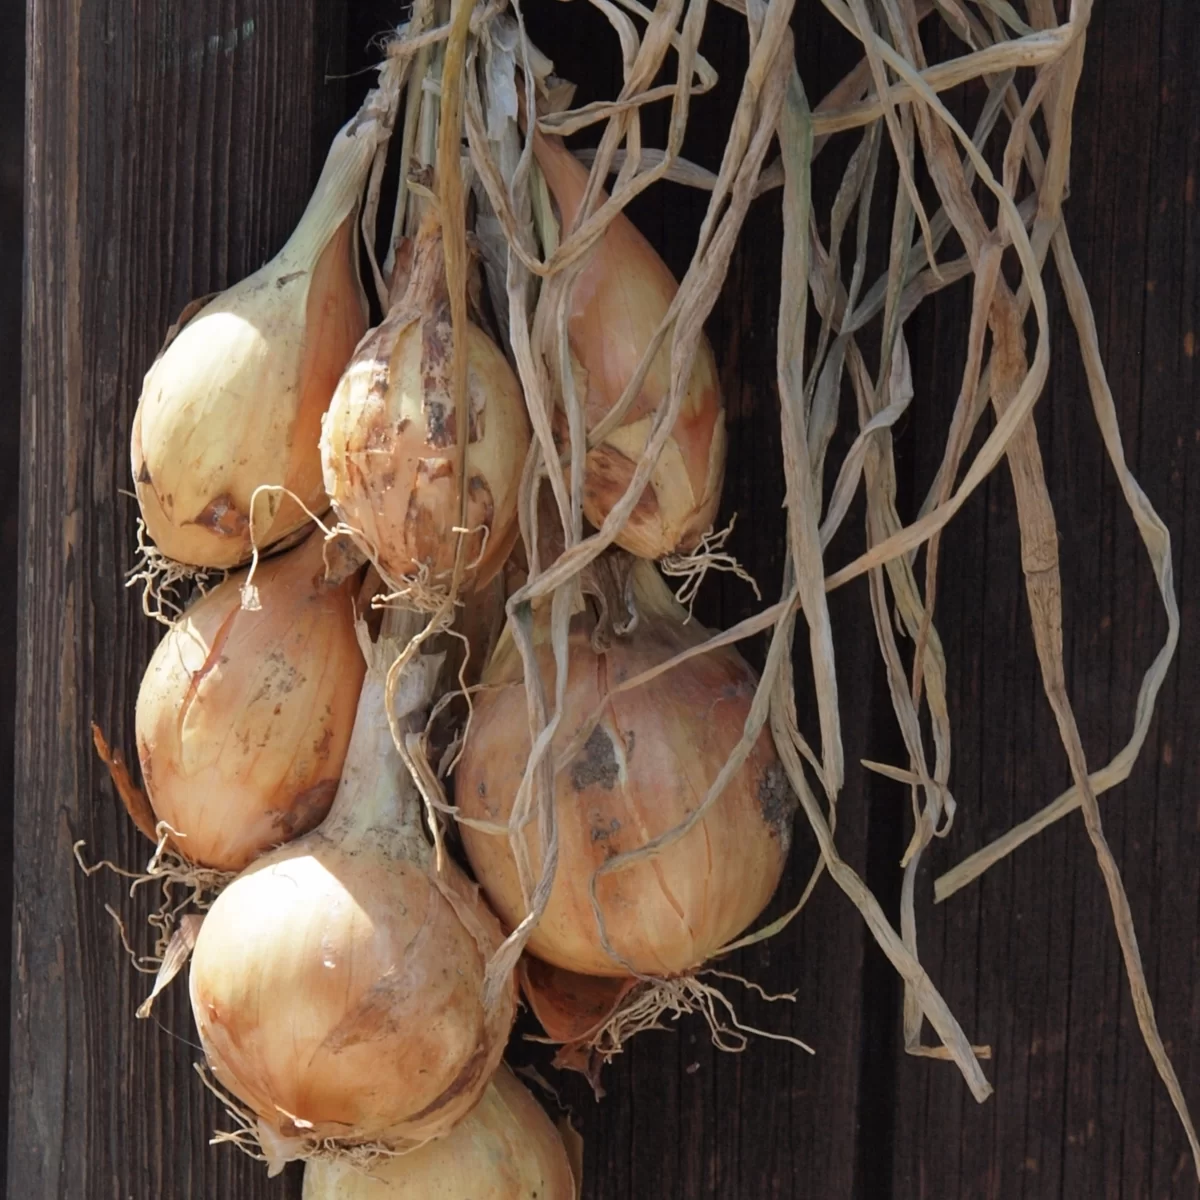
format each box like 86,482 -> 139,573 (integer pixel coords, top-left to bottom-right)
13,2 -> 343,1195
0,0 -> 24,1189
892,5 -> 1200,1199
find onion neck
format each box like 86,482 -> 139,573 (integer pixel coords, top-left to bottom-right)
275,87 -> 394,274
321,609 -> 433,859
387,209 -> 450,311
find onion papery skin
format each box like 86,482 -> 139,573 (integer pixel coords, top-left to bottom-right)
190,640 -> 516,1167
132,107 -> 382,569
533,132 -> 726,559
301,1066 -> 576,1199
455,558 -> 794,978
135,532 -> 364,872
322,216 -> 530,593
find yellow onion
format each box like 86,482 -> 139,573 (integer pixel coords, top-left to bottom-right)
189,616 -> 516,1174
301,1066 -> 577,1199
321,212 -> 531,592
455,553 -> 794,978
533,130 -> 726,559
135,531 -> 364,871
131,104 -> 389,568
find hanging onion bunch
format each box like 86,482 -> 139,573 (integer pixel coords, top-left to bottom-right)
189,612 -> 516,1175
533,128 -> 726,560
135,531 -> 366,872
455,551 -> 794,979
301,1065 -> 577,1199
130,95 -> 395,569
321,210 -> 531,595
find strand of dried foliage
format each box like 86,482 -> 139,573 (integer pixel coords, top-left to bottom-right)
400,0 -> 1197,1171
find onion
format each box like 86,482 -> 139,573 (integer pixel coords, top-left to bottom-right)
301,1066 -> 577,1199
321,212 -> 531,593
455,553 -> 794,978
189,614 -> 516,1174
533,131 -> 726,559
135,531 -> 365,872
131,103 -> 388,568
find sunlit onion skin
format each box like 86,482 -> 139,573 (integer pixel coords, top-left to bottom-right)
321,213 -> 531,592
533,131 -> 727,559
190,625 -> 516,1174
456,556 -> 794,978
301,1066 -> 577,1199
135,532 -> 365,871
132,105 -> 385,568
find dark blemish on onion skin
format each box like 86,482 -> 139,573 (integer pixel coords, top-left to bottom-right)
312,726 -> 334,760
757,761 -> 797,847
570,727 -> 620,792
273,779 -> 338,839
590,817 -> 622,845
189,493 -> 249,539
584,443 -> 660,523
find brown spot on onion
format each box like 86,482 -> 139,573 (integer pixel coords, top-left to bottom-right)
272,778 -> 338,839
757,761 -> 797,846
570,727 -> 620,792
583,443 -> 660,524
189,493 -> 249,539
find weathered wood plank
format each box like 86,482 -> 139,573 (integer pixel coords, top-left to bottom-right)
13,2 -> 342,1195
0,0 -> 24,1188
892,3 -> 1200,1197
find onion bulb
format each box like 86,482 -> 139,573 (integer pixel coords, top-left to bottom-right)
135,531 -> 364,871
533,130 -> 726,559
455,553 -> 794,978
131,103 -> 389,568
321,212 -> 530,592
301,1066 -> 577,1199
189,614 -> 516,1174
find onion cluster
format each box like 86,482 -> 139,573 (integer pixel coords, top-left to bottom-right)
104,39 -> 798,1196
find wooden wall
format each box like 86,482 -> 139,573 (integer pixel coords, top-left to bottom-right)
10,1 -> 1199,1197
